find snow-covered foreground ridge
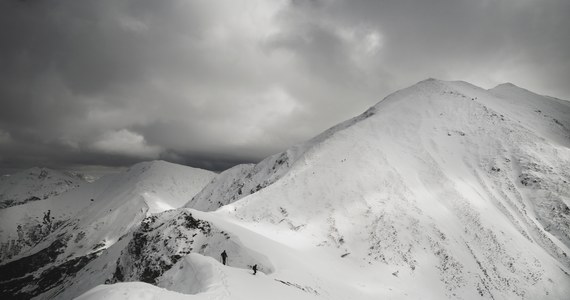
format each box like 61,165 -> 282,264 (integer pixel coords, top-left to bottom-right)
2,79 -> 570,299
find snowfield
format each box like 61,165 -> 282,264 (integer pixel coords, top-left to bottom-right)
1,79 -> 569,299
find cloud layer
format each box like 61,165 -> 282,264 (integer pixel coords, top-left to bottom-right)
1,0 -> 569,172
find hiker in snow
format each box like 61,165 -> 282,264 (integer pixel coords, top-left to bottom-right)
252,264 -> 258,275
43,210 -> 52,230
43,210 -> 51,224
221,250 -> 228,265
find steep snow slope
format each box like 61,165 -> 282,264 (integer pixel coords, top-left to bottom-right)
174,79 -> 569,299
0,161 -> 216,299
244,79 -> 569,297
186,164 -> 256,211
0,167 -> 85,209
185,108 -> 377,212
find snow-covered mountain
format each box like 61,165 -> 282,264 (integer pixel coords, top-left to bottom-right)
2,79 -> 569,300
0,167 -> 85,209
176,79 -> 569,299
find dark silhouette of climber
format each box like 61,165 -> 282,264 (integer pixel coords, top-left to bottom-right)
252,264 -> 258,275
221,250 -> 228,265
43,210 -> 52,231
43,210 -> 51,224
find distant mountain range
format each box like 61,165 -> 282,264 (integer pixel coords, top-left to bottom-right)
0,167 -> 86,209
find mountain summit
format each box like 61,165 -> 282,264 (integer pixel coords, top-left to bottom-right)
2,79 -> 569,299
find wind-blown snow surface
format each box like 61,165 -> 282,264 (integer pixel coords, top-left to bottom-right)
4,79 -> 570,299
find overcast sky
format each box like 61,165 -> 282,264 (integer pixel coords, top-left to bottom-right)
1,0 -> 569,173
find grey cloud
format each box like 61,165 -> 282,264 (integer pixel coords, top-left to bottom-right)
1,0 -> 569,173
300,0 -> 570,92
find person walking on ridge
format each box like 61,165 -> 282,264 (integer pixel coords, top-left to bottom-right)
221,250 -> 228,265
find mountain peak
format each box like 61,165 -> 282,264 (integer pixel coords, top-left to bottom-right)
414,77 -> 448,88
126,160 -> 176,174
494,82 -> 518,88
489,82 -> 550,100
419,77 -> 440,83
490,82 -> 524,92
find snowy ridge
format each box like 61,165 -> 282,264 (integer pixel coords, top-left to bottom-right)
185,150 -> 299,212
108,209 -> 273,285
185,91 -> 379,212
186,164 -> 256,211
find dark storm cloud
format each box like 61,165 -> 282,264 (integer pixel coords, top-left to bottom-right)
273,0 -> 570,94
1,0 -> 569,172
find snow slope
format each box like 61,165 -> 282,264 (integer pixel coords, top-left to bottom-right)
185,79 -> 570,299
0,161 -> 216,299
0,167 -> 85,209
